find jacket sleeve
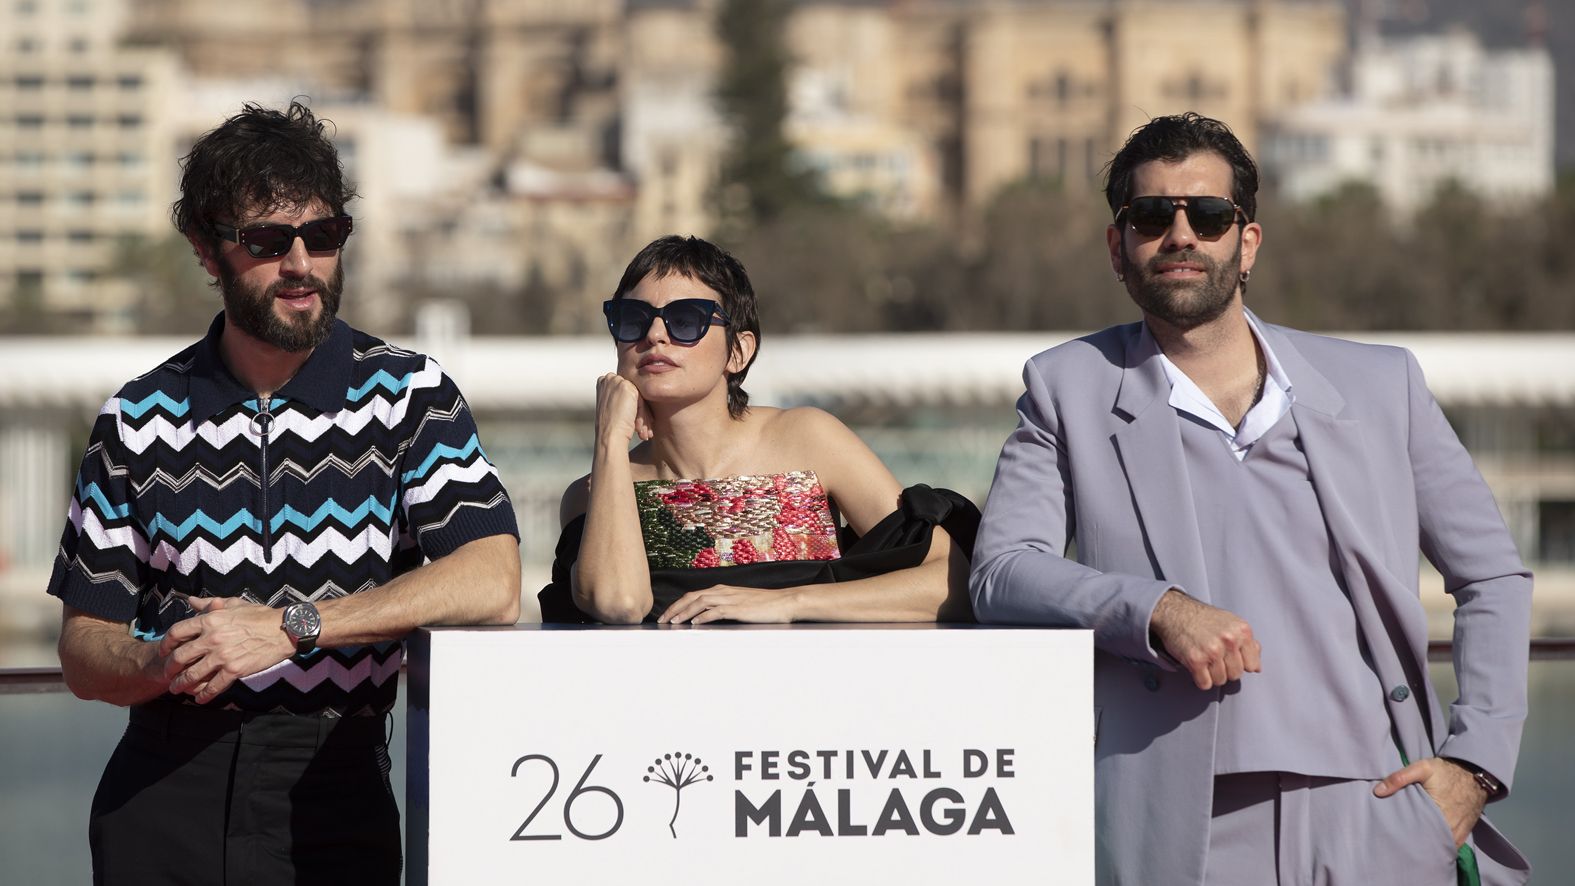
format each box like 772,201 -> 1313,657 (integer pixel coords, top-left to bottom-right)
969,357 -> 1176,666
1405,350 -> 1533,797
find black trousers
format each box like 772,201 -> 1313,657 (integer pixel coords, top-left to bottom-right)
88,701 -> 401,886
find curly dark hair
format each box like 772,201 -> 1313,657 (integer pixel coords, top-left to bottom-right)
611,235 -> 762,419
172,100 -> 356,244
1104,112 -> 1259,223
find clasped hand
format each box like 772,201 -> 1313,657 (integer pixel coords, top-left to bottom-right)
156,597 -> 295,704
1149,589 -> 1262,690
596,373 -> 653,443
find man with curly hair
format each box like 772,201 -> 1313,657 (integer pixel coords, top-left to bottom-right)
49,101 -> 521,884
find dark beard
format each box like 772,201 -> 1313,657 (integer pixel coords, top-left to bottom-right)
218,259 -> 344,352
1121,237 -> 1242,330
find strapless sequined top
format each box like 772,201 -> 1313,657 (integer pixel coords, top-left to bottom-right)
634,470 -> 843,570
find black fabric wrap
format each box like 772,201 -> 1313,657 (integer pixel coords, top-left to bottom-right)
538,484 -> 979,624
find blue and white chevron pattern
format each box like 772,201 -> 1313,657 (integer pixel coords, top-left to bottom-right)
46,325 -> 518,716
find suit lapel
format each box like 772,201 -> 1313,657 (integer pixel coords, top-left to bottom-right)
1265,322 -> 1403,571
1111,323 -> 1214,602
1272,323 -> 1434,748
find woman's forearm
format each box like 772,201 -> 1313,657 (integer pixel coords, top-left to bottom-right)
573,439 -> 655,624
787,530 -> 972,623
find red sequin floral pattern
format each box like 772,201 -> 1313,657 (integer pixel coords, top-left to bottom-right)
634,471 -> 842,569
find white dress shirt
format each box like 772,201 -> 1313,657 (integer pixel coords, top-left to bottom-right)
1157,314 -> 1295,461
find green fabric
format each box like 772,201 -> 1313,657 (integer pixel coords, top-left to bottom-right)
1395,745 -> 1481,886
1457,843 -> 1481,886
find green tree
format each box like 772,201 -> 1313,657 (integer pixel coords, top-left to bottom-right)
713,0 -> 825,237
119,233 -> 223,336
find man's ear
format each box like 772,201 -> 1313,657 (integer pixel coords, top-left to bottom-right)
187,233 -> 222,280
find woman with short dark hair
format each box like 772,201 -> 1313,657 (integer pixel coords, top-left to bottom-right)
541,235 -> 976,625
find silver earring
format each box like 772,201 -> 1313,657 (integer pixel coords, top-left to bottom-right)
1115,272 -> 1125,283
1239,270 -> 1252,283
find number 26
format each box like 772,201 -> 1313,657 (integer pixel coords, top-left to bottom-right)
509,754 -> 624,841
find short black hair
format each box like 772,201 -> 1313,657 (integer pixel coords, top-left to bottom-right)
172,100 -> 356,243
612,235 -> 761,418
1104,112 -> 1259,222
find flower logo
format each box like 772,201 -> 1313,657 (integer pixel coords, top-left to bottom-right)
643,752 -> 714,838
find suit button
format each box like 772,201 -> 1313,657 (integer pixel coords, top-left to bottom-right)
1143,674 -> 1161,692
1389,685 -> 1410,702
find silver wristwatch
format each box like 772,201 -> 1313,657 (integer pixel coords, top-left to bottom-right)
281,601 -> 321,655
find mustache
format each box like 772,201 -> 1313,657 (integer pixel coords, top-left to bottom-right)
265,275 -> 335,297
1144,249 -> 1219,275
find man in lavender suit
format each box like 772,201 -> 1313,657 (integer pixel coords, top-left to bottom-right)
970,113 -> 1532,885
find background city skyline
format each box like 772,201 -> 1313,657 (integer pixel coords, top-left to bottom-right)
0,0 -> 1568,341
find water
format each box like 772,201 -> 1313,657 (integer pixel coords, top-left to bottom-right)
2,663 -> 1569,883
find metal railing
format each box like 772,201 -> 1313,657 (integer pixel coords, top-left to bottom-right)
6,638 -> 1574,694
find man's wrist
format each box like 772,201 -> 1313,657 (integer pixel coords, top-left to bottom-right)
280,601 -> 322,655
1444,757 -> 1503,800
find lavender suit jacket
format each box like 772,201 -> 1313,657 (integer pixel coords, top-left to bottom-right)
970,318 -> 1532,885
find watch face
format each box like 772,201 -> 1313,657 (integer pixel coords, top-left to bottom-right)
284,603 -> 321,640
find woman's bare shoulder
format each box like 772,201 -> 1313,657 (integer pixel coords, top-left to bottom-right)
763,406 -> 861,450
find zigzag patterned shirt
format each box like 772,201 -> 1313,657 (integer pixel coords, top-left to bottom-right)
47,314 -> 519,716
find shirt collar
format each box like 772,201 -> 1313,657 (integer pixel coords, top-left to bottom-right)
189,312 -> 353,424
1154,313 -> 1296,454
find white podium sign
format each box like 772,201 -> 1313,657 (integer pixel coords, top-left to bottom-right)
408,624 -> 1091,885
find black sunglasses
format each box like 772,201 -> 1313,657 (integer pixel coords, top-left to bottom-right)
1116,196 -> 1243,239
602,298 -> 730,345
211,215 -> 354,258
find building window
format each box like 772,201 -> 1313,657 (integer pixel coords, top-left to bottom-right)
68,114 -> 94,129
15,151 -> 45,167
16,230 -> 44,244
116,151 -> 145,168
15,38 -> 39,53
66,151 -> 94,168
1539,501 -> 1575,564
67,75 -> 95,91
68,37 -> 89,53
116,74 -> 143,91
16,0 -> 40,13
68,229 -> 95,243
16,270 -> 44,289
16,113 -> 45,129
17,191 -> 45,206
1028,137 -> 1068,181
116,114 -> 142,129
14,75 -> 45,90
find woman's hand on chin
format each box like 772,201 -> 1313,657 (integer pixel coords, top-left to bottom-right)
658,585 -> 800,625
595,372 -> 653,443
